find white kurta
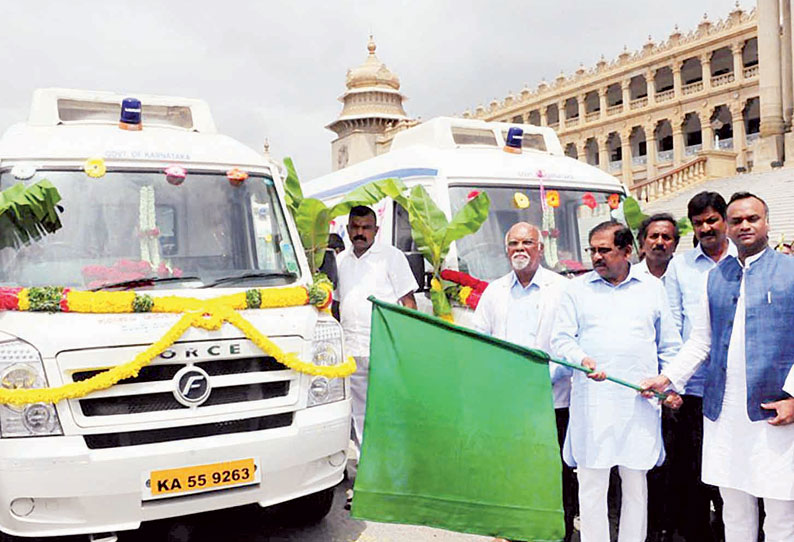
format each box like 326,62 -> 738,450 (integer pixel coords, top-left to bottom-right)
665,251 -> 794,500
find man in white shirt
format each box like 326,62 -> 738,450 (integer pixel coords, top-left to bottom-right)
551,221 -> 682,542
336,205 -> 418,474
643,192 -> 794,542
635,213 -> 679,282
472,222 -> 572,542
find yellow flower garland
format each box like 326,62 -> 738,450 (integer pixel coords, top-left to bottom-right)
0,286 -> 354,406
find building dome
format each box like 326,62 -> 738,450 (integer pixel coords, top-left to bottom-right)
346,37 -> 401,91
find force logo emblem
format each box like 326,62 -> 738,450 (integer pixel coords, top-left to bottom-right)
173,366 -> 212,407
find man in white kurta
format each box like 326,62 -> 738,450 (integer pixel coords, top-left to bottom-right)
643,193 -> 794,542
336,206 -> 418,474
472,222 -> 573,542
551,221 -> 681,542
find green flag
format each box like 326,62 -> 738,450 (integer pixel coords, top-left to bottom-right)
352,298 -> 565,542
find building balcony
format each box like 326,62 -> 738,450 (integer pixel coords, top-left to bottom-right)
585,111 -> 600,122
630,97 -> 649,110
682,81 -> 704,95
632,155 -> 648,166
566,117 -> 580,127
685,143 -> 703,156
655,89 -> 675,103
607,104 -> 623,116
746,132 -> 760,145
711,72 -> 735,87
744,65 -> 759,78
657,150 -> 674,163
717,137 -> 734,150
609,160 -> 622,171
549,122 -> 559,130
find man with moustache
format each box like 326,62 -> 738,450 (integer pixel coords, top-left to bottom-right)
551,221 -> 681,542
336,205 -> 418,479
472,222 -> 574,542
636,213 -> 680,282
643,193 -> 794,542
657,191 -> 735,542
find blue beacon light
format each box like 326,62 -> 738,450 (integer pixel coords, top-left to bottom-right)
119,97 -> 143,131
504,126 -> 523,154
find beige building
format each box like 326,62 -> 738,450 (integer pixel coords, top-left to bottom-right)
327,37 -> 419,171
463,2 -> 794,199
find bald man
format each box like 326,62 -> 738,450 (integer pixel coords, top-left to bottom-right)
473,222 -> 575,542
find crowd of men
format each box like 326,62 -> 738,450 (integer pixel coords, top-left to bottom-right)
331,192 -> 794,542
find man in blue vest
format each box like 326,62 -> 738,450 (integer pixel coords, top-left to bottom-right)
642,192 -> 794,542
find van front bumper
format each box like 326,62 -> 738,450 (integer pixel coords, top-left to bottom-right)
0,400 -> 350,538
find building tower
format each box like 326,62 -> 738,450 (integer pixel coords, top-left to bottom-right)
327,37 -> 413,170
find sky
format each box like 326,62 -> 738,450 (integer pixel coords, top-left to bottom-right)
0,0 -> 746,181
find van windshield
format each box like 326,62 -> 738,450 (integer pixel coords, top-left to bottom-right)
0,170 -> 300,289
449,184 -> 623,281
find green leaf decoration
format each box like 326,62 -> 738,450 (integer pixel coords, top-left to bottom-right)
677,216 -> 693,237
0,180 -> 63,250
440,192 -> 491,262
622,196 -> 648,231
283,157 -> 304,217
294,198 -> 331,273
404,185 -> 448,269
329,177 -> 408,218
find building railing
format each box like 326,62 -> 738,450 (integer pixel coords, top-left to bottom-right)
632,155 -> 648,165
631,156 -> 707,203
549,122 -> 559,129
609,160 -> 622,171
630,97 -> 648,110
711,72 -> 735,87
744,65 -> 759,78
717,137 -> 734,150
607,104 -> 623,116
746,132 -> 760,145
657,149 -> 674,163
586,111 -> 600,122
566,117 -> 580,127
655,89 -> 675,103
682,81 -> 704,95
685,143 -> 703,156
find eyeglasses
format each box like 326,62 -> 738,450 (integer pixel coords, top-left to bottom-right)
585,246 -> 614,256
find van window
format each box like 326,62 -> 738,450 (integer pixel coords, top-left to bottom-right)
500,131 -> 547,152
451,128 -> 498,146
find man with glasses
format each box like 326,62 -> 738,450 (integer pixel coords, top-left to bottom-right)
473,222 -> 575,542
551,221 -> 682,542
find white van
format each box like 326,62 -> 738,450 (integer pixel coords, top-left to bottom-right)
307,117 -> 626,318
0,89 -> 350,540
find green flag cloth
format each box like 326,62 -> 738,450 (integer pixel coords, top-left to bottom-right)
352,298 -> 565,542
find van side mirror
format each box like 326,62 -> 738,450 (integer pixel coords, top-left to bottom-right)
405,252 -> 428,292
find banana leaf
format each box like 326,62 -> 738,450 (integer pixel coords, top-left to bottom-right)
283,157 -> 303,216
293,198 -> 330,272
677,216 -> 693,237
440,192 -> 490,262
329,177 -> 408,218
0,180 -> 63,250
404,185 -> 447,269
622,196 -> 647,230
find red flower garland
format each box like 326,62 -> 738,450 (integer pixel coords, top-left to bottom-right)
440,269 -> 489,293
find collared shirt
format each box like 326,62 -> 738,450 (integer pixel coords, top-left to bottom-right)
336,242 -> 419,357
664,249 -> 794,499
473,267 -> 569,408
634,258 -> 668,284
551,264 -> 682,469
664,241 -> 737,395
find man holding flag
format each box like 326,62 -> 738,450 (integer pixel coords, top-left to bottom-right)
551,221 -> 682,542
473,221 -> 574,542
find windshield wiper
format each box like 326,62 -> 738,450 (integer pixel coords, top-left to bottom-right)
90,276 -> 202,292
201,271 -> 297,288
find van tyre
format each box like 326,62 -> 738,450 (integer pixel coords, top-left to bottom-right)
275,486 -> 336,525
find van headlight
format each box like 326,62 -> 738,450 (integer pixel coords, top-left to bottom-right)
0,340 -> 63,437
307,320 -> 346,407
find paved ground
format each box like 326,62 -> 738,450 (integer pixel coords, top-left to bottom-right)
115,482 -> 493,542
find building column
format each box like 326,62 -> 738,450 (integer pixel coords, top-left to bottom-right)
673,121 -> 686,166
702,115 -> 715,151
599,135 -> 610,172
701,52 -> 712,92
673,62 -> 683,98
621,130 -> 633,185
578,94 -> 586,121
783,0 -> 793,129
758,0 -> 785,165
645,125 -> 657,179
732,41 -> 745,83
646,69 -> 656,106
558,100 -> 566,131
540,107 -> 548,127
732,103 -> 747,170
599,89 -> 608,119
577,140 -> 587,162
621,80 -> 631,111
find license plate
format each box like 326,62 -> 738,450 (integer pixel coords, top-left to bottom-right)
145,458 -> 259,500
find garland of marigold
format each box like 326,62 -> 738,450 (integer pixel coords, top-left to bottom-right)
0,281 -> 350,406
